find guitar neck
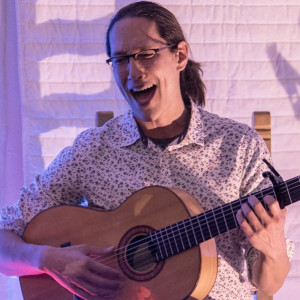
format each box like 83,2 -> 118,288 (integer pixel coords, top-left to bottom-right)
150,175 -> 300,262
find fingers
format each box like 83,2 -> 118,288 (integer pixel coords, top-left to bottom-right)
62,266 -> 123,300
80,245 -> 115,257
236,194 -> 288,258
71,244 -> 124,281
263,195 -> 287,221
44,245 -> 124,300
70,276 -> 122,300
61,259 -> 124,300
237,195 -> 281,226
236,194 -> 286,238
81,261 -> 124,289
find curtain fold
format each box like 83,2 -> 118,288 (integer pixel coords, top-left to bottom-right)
0,0 -> 24,207
0,1 -> 23,297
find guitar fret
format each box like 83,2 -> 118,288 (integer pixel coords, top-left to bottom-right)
188,218 -> 198,246
183,221 -> 192,248
153,231 -> 164,261
149,231 -> 161,262
212,209 -> 220,235
207,211 -> 219,237
214,207 -> 227,235
159,229 -> 168,258
186,218 -> 197,247
284,181 -> 292,205
189,217 -> 198,244
176,222 -> 185,252
195,215 -> 205,242
165,226 -> 174,256
170,225 -> 180,254
222,204 -> 236,230
220,205 -> 229,232
200,213 -> 212,240
229,202 -> 238,227
179,221 -> 190,249
203,212 -> 212,238
161,227 -> 171,258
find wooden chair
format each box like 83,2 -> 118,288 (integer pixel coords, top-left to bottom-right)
95,110 -> 273,300
253,111 -> 271,153
95,111 -> 114,127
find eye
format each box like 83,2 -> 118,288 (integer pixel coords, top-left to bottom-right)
137,50 -> 156,60
112,56 -> 128,65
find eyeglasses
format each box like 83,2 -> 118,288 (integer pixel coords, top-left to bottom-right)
106,45 -> 175,73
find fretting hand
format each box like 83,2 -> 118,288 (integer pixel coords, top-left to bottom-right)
236,195 -> 287,258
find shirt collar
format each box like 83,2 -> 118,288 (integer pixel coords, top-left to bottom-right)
183,100 -> 205,146
119,110 -> 142,147
118,100 -> 206,148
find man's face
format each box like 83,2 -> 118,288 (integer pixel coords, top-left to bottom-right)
109,17 -> 187,126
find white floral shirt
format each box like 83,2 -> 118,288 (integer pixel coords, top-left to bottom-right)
0,101 -> 292,299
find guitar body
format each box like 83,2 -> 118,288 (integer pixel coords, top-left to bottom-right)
20,186 -> 217,300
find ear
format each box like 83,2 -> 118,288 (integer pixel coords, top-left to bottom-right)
175,41 -> 189,71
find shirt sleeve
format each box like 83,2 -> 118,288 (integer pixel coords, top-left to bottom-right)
237,128 -> 295,288
0,135 -> 87,236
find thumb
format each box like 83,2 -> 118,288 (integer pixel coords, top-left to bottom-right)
85,245 -> 115,257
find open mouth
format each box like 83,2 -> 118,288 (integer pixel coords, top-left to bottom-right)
130,85 -> 156,105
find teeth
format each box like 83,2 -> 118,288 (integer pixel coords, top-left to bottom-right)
132,84 -> 155,92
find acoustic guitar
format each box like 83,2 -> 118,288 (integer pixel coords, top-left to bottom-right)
20,176 -> 300,300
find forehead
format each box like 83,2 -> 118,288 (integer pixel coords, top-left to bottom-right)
109,17 -> 166,54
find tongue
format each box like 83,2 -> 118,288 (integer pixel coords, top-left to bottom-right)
133,86 -> 156,104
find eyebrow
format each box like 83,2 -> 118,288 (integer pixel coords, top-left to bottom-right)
111,51 -> 128,56
111,45 -> 157,57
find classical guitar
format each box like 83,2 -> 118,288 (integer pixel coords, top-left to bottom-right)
20,176 -> 300,300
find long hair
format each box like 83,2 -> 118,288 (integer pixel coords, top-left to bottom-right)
106,1 -> 206,107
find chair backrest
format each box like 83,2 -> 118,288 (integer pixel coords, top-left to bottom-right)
95,111 -> 114,127
253,111 -> 271,153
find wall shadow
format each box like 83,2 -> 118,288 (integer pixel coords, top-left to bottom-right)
266,40 -> 300,118
22,0 -> 133,179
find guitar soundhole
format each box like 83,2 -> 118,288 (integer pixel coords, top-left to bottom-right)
117,225 -> 164,281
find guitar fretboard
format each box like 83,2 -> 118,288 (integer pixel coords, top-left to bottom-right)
149,175 -> 300,262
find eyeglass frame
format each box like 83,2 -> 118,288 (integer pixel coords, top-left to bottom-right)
105,44 -> 176,71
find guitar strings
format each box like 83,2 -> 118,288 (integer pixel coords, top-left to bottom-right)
86,180 -> 300,270
91,182 -> 300,270
89,180 -> 300,268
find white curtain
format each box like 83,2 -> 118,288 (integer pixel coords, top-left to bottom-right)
0,0 -> 299,299
0,1 -> 24,298
0,0 -> 23,211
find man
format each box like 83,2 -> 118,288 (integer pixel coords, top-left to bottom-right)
0,1 -> 291,299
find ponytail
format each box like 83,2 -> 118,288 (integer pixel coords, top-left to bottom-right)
180,59 -> 206,107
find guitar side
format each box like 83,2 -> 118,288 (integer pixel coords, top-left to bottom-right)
20,186 -> 217,300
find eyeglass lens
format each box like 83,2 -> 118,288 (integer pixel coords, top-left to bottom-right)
112,49 -> 157,72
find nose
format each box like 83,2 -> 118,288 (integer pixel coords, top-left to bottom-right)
127,57 -> 145,80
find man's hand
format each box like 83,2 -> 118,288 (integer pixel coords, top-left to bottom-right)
236,195 -> 287,258
40,244 -> 124,299
236,195 -> 289,295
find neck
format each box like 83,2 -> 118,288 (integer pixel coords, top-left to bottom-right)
137,106 -> 190,139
